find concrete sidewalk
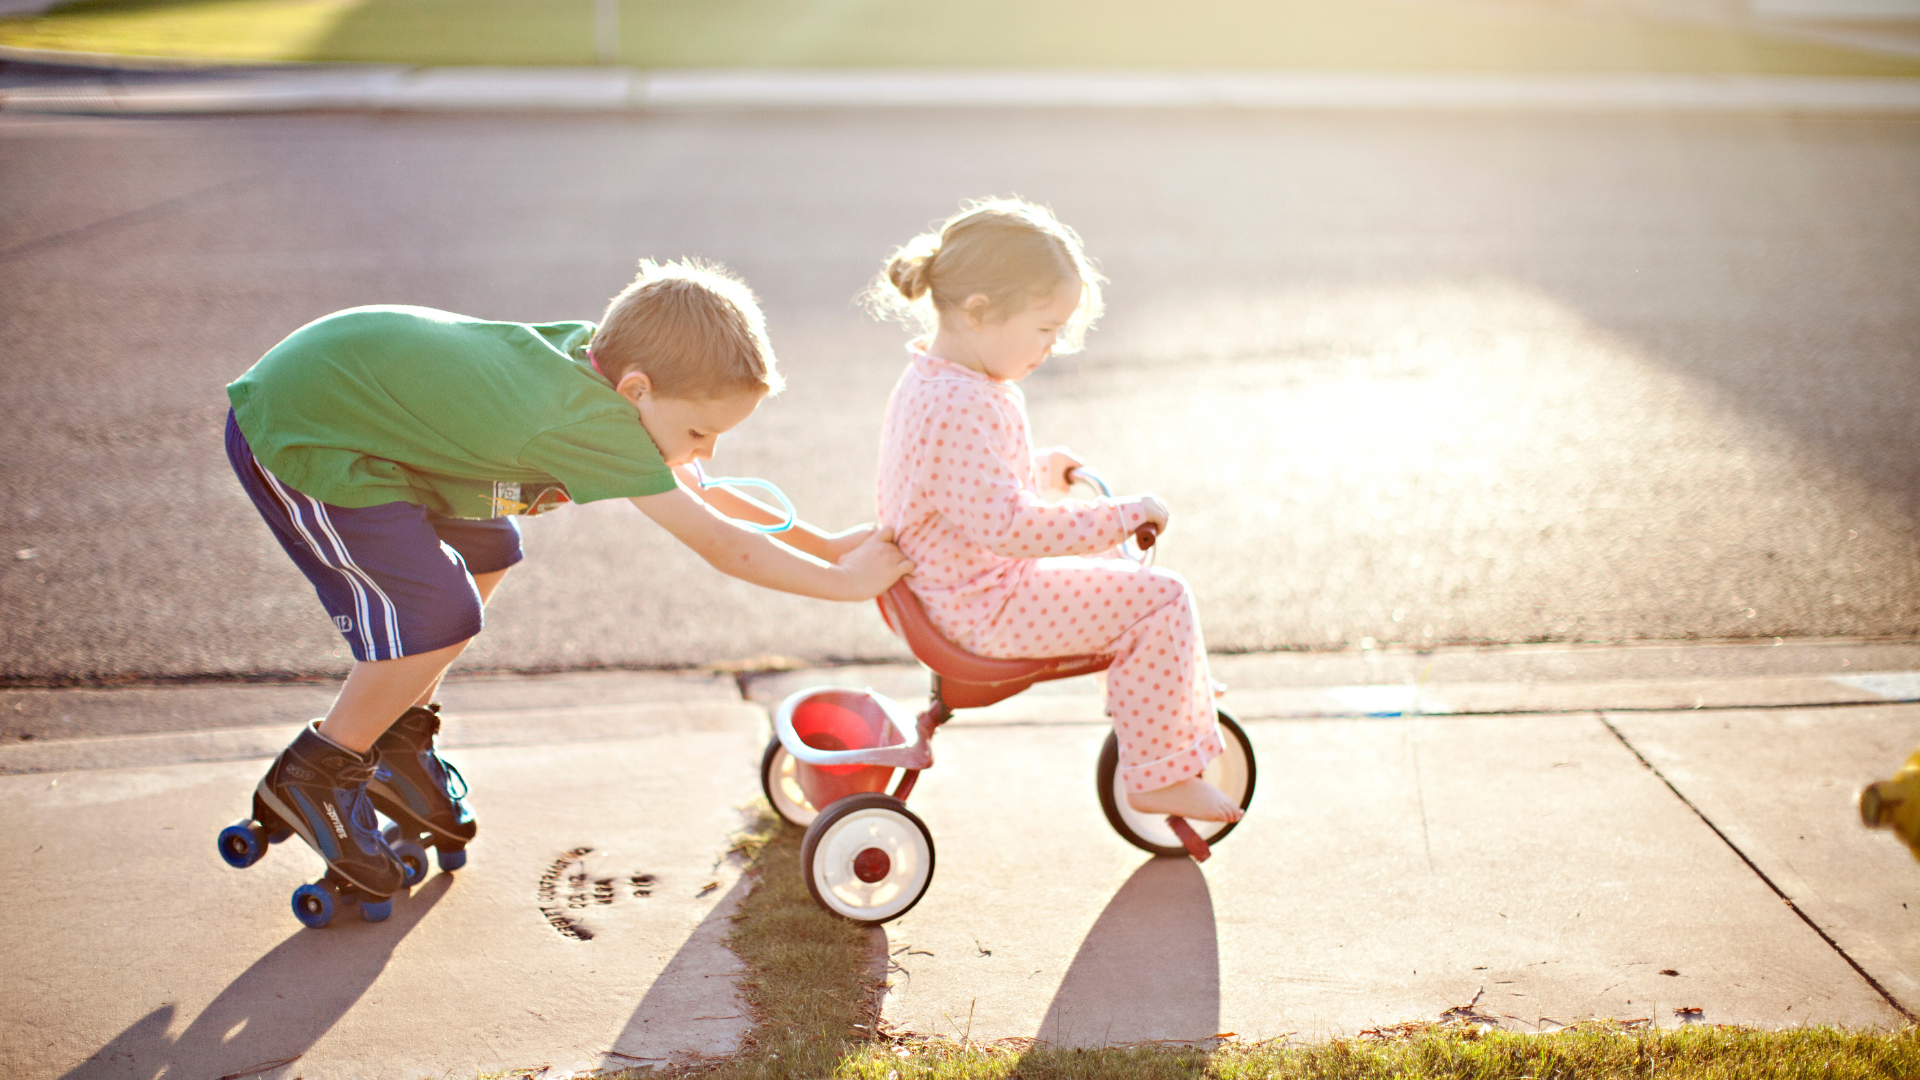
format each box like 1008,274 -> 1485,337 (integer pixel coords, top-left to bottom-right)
3,54 -> 1920,115
2,671 -> 766,1080
2,640 -> 1918,1078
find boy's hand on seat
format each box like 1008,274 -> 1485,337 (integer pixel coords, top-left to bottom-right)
817,523 -> 878,563
835,525 -> 915,599
1036,446 -> 1084,498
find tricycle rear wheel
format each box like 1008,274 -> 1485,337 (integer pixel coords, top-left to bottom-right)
761,735 -> 820,827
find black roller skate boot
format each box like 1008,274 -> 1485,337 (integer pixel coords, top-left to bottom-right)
220,721 -> 407,928
368,704 -> 476,873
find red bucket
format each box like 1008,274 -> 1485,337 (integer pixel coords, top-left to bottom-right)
781,689 -> 904,809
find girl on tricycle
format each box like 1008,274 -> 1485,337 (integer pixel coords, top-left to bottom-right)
871,198 -> 1245,826
759,198 -> 1254,923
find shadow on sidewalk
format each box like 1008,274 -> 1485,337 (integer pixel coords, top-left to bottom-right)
1030,856 -> 1220,1050
59,874 -> 451,1080
599,873 -> 754,1072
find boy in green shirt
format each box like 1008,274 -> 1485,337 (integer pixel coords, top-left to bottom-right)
216,260 -> 911,928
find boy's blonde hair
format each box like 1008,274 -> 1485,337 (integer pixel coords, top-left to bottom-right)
593,259 -> 783,399
868,197 -> 1105,354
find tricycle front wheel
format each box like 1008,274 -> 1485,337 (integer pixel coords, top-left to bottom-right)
1098,709 -> 1256,858
800,792 -> 935,924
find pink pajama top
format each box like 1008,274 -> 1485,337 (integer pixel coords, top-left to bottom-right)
876,347 -> 1151,650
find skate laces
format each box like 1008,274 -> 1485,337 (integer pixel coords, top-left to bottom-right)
333,756 -> 379,787
345,783 -> 383,843
424,751 -> 469,803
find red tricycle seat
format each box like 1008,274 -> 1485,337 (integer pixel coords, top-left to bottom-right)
876,580 -> 1113,710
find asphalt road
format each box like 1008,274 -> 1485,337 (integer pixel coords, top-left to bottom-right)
1,109 -> 1915,681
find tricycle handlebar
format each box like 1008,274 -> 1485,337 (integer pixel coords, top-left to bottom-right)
1065,466 -> 1159,556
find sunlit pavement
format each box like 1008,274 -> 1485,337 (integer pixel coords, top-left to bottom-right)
5,66 -> 1920,114
4,643 -> 1915,1077
2,78 -> 1917,1078
1,108 -> 1916,681
0,671 -> 762,1080
745,641 -> 1920,1043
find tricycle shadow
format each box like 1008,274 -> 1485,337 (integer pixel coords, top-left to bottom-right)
59,874 -> 452,1080
1032,856 -> 1220,1050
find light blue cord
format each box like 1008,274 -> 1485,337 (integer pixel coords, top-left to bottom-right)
692,461 -> 797,534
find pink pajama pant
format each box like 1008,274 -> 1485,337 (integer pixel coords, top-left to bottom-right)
964,557 -> 1224,794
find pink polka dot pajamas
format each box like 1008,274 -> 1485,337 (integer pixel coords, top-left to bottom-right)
877,348 -> 1225,794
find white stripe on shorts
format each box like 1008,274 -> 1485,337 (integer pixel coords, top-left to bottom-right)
308,499 -> 406,658
257,461 -> 406,660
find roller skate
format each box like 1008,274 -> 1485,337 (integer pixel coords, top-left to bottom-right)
1861,748 -> 1920,862
217,721 -> 411,928
367,704 -> 475,874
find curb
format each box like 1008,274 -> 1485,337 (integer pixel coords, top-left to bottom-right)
8,669 -> 1916,775
5,65 -> 1920,115
0,41 -> 321,70
0,697 -> 764,775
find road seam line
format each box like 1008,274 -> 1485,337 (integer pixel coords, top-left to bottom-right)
0,175 -> 255,264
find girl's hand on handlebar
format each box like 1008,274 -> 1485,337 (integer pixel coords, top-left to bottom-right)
1037,446 -> 1084,498
1135,493 -> 1170,533
835,525 -> 915,599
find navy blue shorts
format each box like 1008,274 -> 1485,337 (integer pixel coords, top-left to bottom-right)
226,410 -> 523,662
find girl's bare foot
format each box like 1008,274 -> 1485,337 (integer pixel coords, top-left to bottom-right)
1127,777 -> 1245,822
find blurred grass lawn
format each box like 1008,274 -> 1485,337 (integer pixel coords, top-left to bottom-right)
3,0 -> 1918,74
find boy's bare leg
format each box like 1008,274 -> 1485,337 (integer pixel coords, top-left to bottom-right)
1127,777 -> 1245,823
319,567 -> 512,753
318,642 -> 469,754
407,568 -> 510,708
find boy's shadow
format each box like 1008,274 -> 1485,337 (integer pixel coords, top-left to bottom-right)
1030,856 -> 1220,1050
61,875 -> 451,1080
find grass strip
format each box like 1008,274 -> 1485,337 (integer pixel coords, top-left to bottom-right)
824,1024 -> 1920,1079
617,806 -> 1920,1080
0,0 -> 360,63
700,809 -> 886,1080
5,0 -> 1920,76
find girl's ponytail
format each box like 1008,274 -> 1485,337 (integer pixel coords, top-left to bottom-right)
885,234 -> 940,302
865,197 -> 1105,353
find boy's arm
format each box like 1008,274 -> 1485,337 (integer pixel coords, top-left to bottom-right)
671,465 -> 873,563
629,485 -> 910,601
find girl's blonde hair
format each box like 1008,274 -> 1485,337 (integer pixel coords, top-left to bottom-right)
594,259 -> 783,399
867,198 -> 1105,354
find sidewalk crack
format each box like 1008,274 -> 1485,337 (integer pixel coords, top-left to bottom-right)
1599,714 -> 1914,1021
1408,728 -> 1435,875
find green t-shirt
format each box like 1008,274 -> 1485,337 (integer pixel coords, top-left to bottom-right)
228,306 -> 677,518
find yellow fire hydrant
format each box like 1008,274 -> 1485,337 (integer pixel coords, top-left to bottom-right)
1860,749 -> 1920,861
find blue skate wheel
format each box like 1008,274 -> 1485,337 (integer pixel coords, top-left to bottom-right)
217,819 -> 268,869
291,881 -> 338,929
391,839 -> 430,887
437,846 -> 468,872
358,896 -> 393,922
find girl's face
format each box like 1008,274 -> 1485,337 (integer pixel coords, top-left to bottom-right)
944,277 -> 1082,383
